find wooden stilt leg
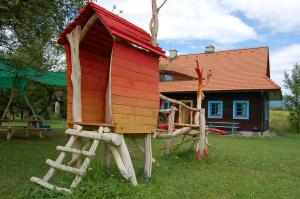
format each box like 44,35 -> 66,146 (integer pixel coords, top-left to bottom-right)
108,144 -> 131,180
118,136 -> 137,185
144,134 -> 152,180
103,143 -> 110,175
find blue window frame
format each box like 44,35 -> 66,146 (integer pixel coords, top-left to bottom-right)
233,100 -> 249,120
208,101 -> 223,119
161,101 -> 170,110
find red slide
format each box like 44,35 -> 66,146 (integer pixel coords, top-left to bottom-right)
207,128 -> 228,135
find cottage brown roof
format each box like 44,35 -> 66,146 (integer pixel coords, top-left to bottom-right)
159,47 -> 280,92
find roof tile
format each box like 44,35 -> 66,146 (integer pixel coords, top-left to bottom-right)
160,47 -> 280,92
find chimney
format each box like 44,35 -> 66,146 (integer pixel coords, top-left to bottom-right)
204,45 -> 215,53
168,49 -> 177,59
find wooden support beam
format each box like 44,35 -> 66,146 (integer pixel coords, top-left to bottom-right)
80,13 -> 98,42
196,109 -> 207,158
156,127 -> 191,139
159,108 -> 178,113
65,129 -> 122,145
67,25 -> 83,168
118,137 -> 138,185
107,144 -> 131,180
166,106 -> 175,154
103,143 -> 111,174
160,94 -> 200,112
144,134 -> 152,180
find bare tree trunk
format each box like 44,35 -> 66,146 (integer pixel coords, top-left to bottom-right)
149,0 -> 167,46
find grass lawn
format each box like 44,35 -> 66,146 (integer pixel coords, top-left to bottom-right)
0,111 -> 300,199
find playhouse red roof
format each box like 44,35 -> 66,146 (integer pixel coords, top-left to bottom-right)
160,47 -> 281,92
58,2 -> 166,57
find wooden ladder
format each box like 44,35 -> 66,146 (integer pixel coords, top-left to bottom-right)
30,125 -> 104,194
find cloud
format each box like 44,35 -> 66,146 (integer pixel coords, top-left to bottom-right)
98,0 -> 258,44
270,43 -> 300,93
221,0 -> 300,32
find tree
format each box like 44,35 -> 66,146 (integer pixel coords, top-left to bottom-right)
284,63 -> 300,133
0,0 -> 89,70
149,0 -> 167,46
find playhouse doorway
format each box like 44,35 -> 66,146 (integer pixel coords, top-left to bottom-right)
67,18 -> 113,124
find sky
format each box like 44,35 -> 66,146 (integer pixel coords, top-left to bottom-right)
97,0 -> 300,94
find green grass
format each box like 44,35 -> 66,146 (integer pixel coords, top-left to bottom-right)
0,112 -> 300,199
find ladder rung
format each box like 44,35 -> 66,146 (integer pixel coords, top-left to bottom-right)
56,146 -> 95,157
30,177 -> 71,194
65,129 -> 101,140
46,159 -> 84,176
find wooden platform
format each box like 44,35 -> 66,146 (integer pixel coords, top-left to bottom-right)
68,121 -> 116,127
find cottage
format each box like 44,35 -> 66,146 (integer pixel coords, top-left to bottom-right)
159,46 -> 281,133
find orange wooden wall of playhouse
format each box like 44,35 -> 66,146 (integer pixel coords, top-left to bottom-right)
111,41 -> 160,134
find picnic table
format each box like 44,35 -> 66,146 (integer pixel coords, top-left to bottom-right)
207,121 -> 240,134
0,119 -> 51,140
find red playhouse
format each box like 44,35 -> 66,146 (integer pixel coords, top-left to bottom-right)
31,2 -> 166,193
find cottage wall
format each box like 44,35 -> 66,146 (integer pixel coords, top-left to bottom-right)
162,91 -> 267,132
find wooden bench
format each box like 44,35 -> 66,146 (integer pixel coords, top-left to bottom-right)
23,119 -> 51,138
207,122 -> 240,134
23,126 -> 51,138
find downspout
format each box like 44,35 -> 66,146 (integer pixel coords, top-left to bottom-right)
261,90 -> 264,134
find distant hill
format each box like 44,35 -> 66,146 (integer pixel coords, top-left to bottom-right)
269,100 -> 284,108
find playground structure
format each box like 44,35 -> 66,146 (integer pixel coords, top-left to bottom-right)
30,2 -> 210,193
157,94 -> 209,158
0,59 -> 65,140
31,2 -> 165,193
156,60 -> 212,158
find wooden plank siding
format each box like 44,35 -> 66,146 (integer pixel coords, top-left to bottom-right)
111,41 -> 160,133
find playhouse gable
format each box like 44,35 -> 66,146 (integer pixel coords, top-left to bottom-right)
58,2 -> 165,58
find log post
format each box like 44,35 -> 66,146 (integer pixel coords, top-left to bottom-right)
118,136 -> 138,185
196,109 -> 207,159
66,25 -> 82,168
144,133 -> 152,180
103,143 -> 110,175
166,105 -> 175,154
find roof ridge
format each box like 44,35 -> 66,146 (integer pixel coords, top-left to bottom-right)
89,2 -> 150,36
176,46 -> 269,57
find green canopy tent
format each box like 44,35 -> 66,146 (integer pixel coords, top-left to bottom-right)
0,59 -> 66,121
